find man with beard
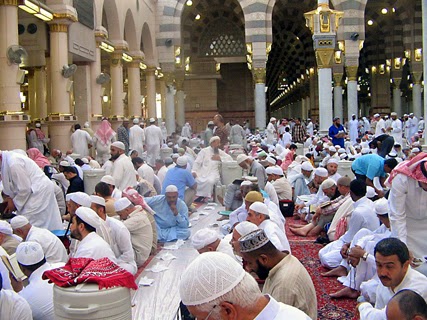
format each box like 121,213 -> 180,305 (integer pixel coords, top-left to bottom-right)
110,141 -> 137,191
212,114 -> 229,149
329,117 -> 346,148
145,185 -> 190,242
117,118 -> 130,154
326,158 -> 341,182
358,238 -> 427,319
236,154 -> 267,189
69,207 -> 116,261
239,229 -> 317,319
192,136 -> 232,201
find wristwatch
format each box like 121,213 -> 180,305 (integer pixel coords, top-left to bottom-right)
362,252 -> 369,261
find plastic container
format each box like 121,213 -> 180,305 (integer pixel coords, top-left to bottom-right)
83,169 -> 106,195
160,147 -> 173,161
338,160 -> 355,179
53,283 -> 131,320
221,161 -> 243,186
295,143 -> 304,156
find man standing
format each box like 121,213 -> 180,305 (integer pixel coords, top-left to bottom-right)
239,229 -> 317,319
117,119 -> 130,154
110,141 -> 137,191
192,136 -> 232,201
229,121 -> 246,146
358,238 -> 427,319
387,112 -> 403,145
329,117 -> 346,148
349,114 -> 359,145
181,122 -> 192,139
70,124 -> 92,157
266,117 -> 277,145
374,113 -> 386,137
129,118 -> 145,156
145,118 -> 163,167
292,118 -> 306,144
145,185 -> 190,242
236,154 -> 267,189
306,118 -> 314,136
203,121 -> 214,147
213,114 -> 229,149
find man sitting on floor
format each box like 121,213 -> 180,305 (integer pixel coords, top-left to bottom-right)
358,238 -> 427,319
239,229 -> 317,319
145,185 -> 190,242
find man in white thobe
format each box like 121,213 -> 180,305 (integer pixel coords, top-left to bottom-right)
374,114 -> 386,137
110,141 -> 137,191
10,216 -> 67,264
266,117 -> 277,145
144,118 -> 163,167
181,122 -> 192,139
363,117 -> 371,134
192,136 -> 232,198
129,118 -> 145,156
306,118 -> 314,136
160,122 -> 168,143
229,122 -> 245,146
387,112 -> 403,145
70,124 -> 93,157
0,150 -> 62,231
349,114 -> 359,145
0,286 -> 33,320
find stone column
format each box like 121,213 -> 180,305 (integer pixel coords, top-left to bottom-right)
47,14 -> 77,151
90,30 -> 105,127
253,68 -> 267,130
412,71 -> 423,117
176,79 -> 185,127
73,64 -> 92,124
146,67 -> 157,119
110,51 -> 124,118
28,71 -> 36,119
333,72 -> 343,120
393,78 -> 402,116
0,0 -> 28,149
164,73 -> 176,133
423,0 -> 427,118
127,58 -> 142,118
346,65 -> 358,119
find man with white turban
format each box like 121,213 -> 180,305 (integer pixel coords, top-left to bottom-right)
0,150 -> 62,231
110,141 -> 137,191
129,118 -> 145,156
10,216 -> 67,264
192,136 -> 233,200
192,228 -> 240,263
144,118 -> 163,166
179,252 -> 311,319
0,221 -> 20,255
145,185 -> 190,242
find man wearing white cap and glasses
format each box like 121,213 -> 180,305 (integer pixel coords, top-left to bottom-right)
9,242 -> 58,320
246,202 -> 290,253
192,136 -> 233,201
10,216 -> 67,264
191,228 -> 240,263
179,252 -> 311,319
114,197 -> 154,266
0,150 -> 63,231
145,185 -> 190,242
110,141 -> 137,191
129,118 -> 145,157
144,118 -> 163,167
69,207 -> 116,262
0,220 -> 21,255
91,196 -> 137,274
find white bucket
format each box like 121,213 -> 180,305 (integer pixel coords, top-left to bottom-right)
338,160 -> 355,179
221,161 -> 243,186
295,143 -> 304,156
160,148 -> 173,161
83,169 -> 106,195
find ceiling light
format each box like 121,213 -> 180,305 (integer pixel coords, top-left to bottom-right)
381,8 -> 388,14
195,14 -> 201,20
367,20 -> 373,26
186,0 -> 193,6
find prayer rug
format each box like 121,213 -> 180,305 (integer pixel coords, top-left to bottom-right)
285,217 -> 317,241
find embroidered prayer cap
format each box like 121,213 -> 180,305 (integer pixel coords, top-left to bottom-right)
0,221 -> 13,235
209,136 -> 220,144
16,241 -> 44,266
177,156 -> 188,167
111,141 -> 125,151
100,175 -> 116,186
236,154 -> 249,165
244,191 -> 263,203
327,158 -> 339,165
10,216 -> 30,229
165,185 -> 178,193
374,198 -> 389,215
191,228 -> 220,250
133,118 -> 139,124
321,178 -> 336,190
314,167 -> 328,178
249,202 -> 269,217
66,192 -> 91,208
265,166 -> 283,176
75,207 -> 101,229
239,229 -> 269,253
114,198 -> 132,212
179,252 -> 246,305
234,221 -> 258,237
90,195 -> 105,207
301,162 -> 314,171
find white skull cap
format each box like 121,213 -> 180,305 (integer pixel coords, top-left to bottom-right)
16,241 -> 44,266
191,228 -> 219,250
374,198 -> 389,215
234,221 -> 258,237
10,216 -> 30,229
249,202 -> 269,216
179,252 -> 246,305
65,192 -> 92,208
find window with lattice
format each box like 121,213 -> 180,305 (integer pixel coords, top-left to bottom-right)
199,19 -> 245,57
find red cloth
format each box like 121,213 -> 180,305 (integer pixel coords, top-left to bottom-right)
122,187 -> 155,215
35,128 -> 46,140
94,119 -> 116,146
388,152 -> 427,185
42,257 -> 138,290
27,148 -> 51,168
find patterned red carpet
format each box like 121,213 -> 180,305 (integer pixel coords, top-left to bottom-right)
287,218 -> 358,320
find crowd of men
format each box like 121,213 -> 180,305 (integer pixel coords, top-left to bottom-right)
1,111 -> 427,319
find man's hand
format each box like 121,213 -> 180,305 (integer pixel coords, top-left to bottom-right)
294,203 -> 305,212
9,272 -> 23,293
376,189 -> 385,198
349,245 -> 366,259
340,243 -> 350,259
192,172 -> 197,178
169,204 -> 178,216
4,198 -> 16,214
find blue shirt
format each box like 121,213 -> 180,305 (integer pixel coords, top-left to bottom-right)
329,124 -> 346,148
161,167 -> 196,200
351,154 -> 386,180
